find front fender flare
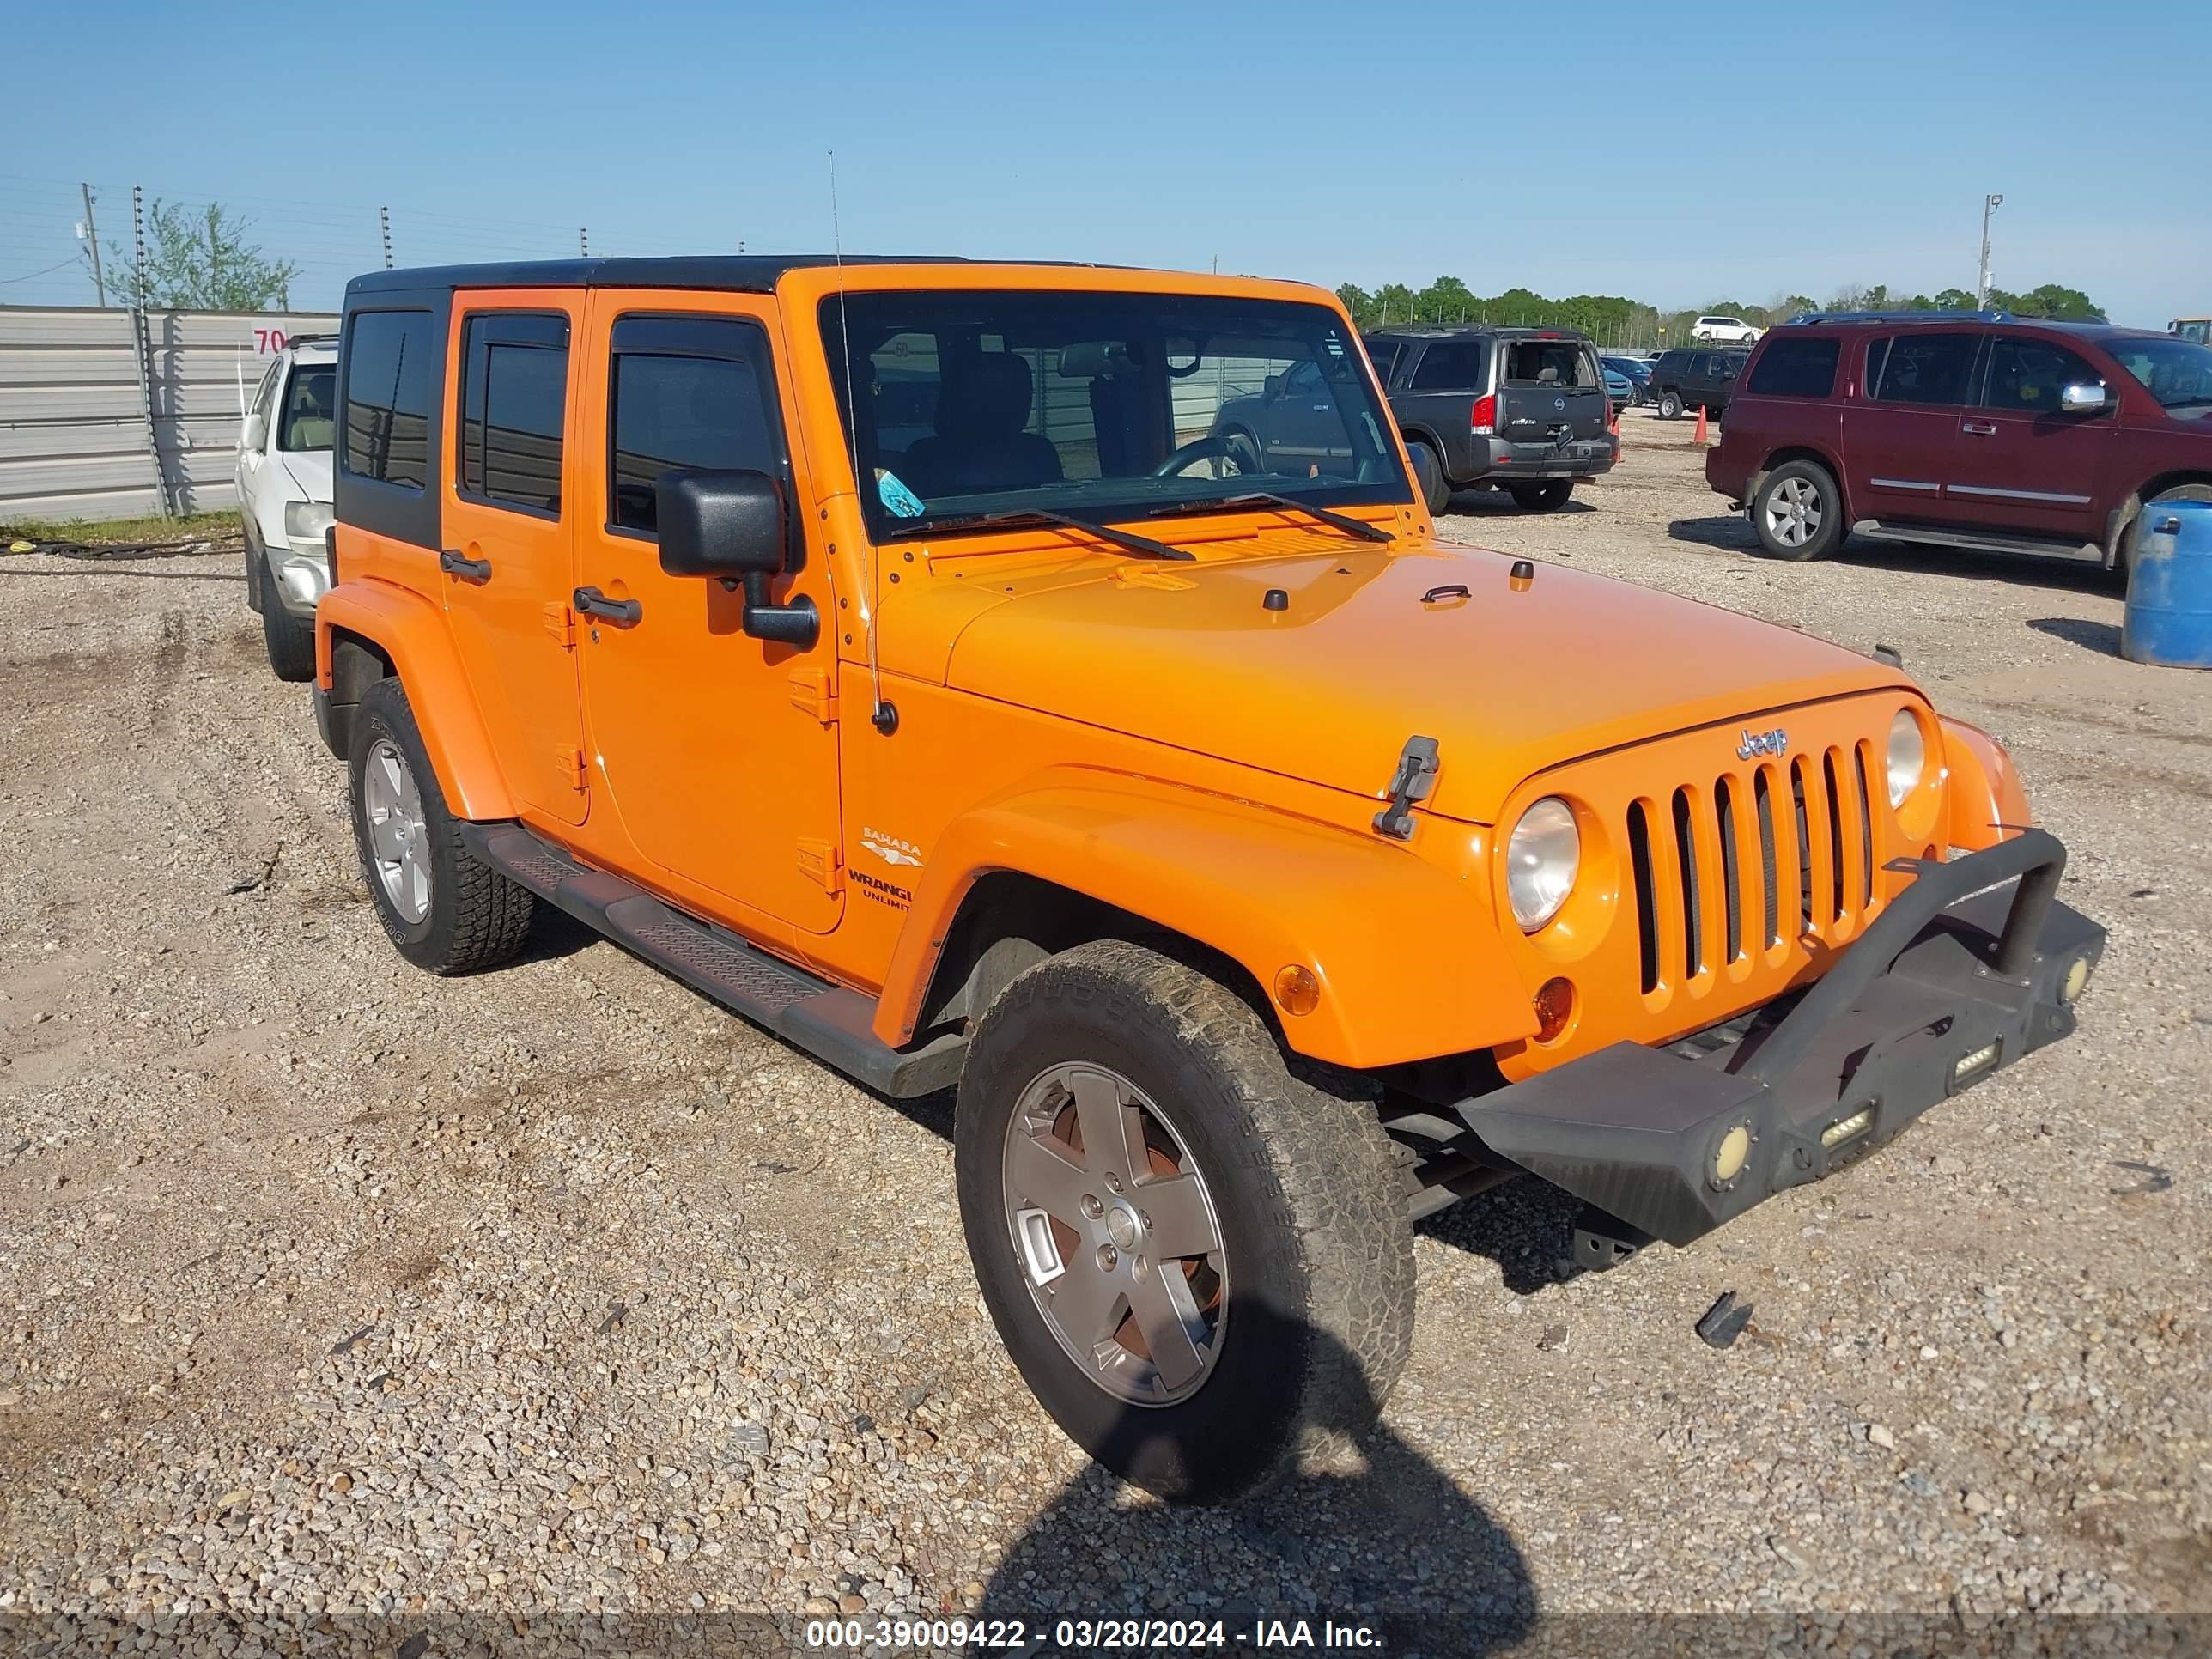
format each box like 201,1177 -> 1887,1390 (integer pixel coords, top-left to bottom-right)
1941,717 -> 2030,850
875,772 -> 1536,1071
317,578 -> 514,823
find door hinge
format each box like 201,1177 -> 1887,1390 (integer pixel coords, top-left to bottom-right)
555,745 -> 589,793
787,666 -> 839,725
797,837 -> 843,894
543,601 -> 576,648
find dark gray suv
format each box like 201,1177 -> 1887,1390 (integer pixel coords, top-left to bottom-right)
1364,326 -> 1617,513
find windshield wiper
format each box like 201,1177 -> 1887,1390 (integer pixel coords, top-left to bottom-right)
1147,491 -> 1392,544
915,507 -> 1194,562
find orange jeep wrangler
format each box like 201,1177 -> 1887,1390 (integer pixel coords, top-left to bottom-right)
316,257 -> 2103,1502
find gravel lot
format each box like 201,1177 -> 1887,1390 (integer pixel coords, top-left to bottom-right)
3,412 -> 2207,1655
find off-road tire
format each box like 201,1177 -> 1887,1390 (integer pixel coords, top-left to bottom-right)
349,677 -> 535,975
1752,458 -> 1844,562
1657,390 -> 1683,419
957,939 -> 1414,1504
258,563 -> 317,682
1509,480 -> 1573,512
1407,439 -> 1450,515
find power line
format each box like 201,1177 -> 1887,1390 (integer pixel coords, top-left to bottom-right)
0,254 -> 82,287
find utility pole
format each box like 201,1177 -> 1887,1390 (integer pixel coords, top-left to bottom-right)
1976,192 -> 2003,310
79,183 -> 106,306
380,205 -> 393,270
580,227 -> 589,257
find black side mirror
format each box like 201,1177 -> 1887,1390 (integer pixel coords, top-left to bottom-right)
1263,374 -> 1284,399
654,468 -> 818,648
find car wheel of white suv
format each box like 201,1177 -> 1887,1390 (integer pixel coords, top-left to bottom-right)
249,537 -> 316,682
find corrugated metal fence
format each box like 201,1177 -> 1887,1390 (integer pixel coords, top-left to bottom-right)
0,305 -> 339,523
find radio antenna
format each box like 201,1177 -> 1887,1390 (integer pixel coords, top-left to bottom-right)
830,150 -> 894,736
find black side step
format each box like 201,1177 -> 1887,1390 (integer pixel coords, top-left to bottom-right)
462,823 -> 965,1100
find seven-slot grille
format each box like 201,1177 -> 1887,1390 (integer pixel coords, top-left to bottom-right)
1623,743 -> 1884,1001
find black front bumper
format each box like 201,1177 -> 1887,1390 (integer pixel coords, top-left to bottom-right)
1455,830 -> 2104,1249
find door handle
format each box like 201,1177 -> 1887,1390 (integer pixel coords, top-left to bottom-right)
1961,421 -> 1998,436
438,549 -> 492,582
573,585 -> 642,626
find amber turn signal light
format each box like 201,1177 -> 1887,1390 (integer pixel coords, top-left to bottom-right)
1273,964 -> 1321,1018
1534,976 -> 1574,1042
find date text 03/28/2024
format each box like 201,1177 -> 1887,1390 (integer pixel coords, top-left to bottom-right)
804,1616 -> 1382,1650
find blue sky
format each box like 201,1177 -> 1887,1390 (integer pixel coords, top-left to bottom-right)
3,1 -> 2205,326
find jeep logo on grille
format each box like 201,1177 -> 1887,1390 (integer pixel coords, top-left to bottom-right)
1736,726 -> 1790,761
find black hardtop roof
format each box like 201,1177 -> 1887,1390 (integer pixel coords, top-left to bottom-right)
1366,324 -> 1593,343
337,252 -> 1189,303
344,254 -> 969,299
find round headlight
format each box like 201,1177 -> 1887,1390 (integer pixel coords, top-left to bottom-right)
1887,709 -> 1926,808
1507,796 -> 1580,931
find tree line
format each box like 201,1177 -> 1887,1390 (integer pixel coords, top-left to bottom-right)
1332,277 -> 2106,346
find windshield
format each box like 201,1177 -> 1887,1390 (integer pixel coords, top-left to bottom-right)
2103,335 -> 2212,413
822,289 -> 1407,540
277,362 -> 336,450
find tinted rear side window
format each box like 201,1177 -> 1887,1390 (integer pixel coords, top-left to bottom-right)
1409,343 -> 1485,390
1365,339 -> 1400,384
459,313 -> 570,515
1746,337 -> 1840,398
342,310 -> 433,489
608,315 -> 781,537
1869,332 -> 1979,406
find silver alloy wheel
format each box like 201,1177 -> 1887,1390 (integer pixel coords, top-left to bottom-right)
1002,1061 -> 1228,1407
362,738 -> 432,924
1765,475 -> 1825,549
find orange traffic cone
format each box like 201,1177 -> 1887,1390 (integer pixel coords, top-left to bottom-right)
1693,405 -> 1709,445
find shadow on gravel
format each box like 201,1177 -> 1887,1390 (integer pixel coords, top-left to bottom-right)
1833,540 -> 2117,595
1666,514 -> 1759,554
1439,492 -> 1597,520
508,903 -> 609,968
980,1304 -> 1536,1656
1417,1174 -> 1585,1294
2027,616 -> 2124,657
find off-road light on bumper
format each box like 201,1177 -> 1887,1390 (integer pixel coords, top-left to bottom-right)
2061,954 -> 2094,1004
1953,1038 -> 2002,1085
1820,1105 -> 1875,1149
1711,1123 -> 1753,1187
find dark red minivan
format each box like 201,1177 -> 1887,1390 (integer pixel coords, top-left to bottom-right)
1706,313 -> 2212,571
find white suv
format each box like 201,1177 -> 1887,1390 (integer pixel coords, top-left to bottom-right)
1689,315 -> 1763,344
236,337 -> 337,679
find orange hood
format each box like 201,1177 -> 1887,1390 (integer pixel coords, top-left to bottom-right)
939,540 -> 1911,825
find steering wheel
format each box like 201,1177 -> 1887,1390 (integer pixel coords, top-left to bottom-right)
1152,430 -> 1259,479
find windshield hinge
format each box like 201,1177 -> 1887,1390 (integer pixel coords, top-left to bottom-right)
1372,736 -> 1441,841
787,666 -> 839,725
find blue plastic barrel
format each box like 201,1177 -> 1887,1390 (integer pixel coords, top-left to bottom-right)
2124,500 -> 2212,668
